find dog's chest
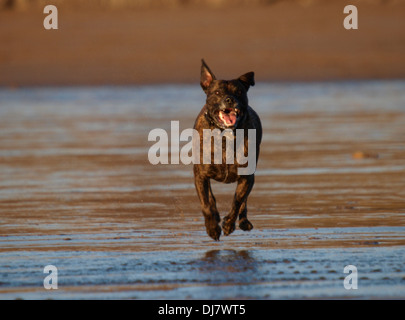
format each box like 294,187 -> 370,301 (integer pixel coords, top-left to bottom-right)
203,131 -> 249,183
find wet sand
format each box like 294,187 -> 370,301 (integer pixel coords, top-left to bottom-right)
1,81 -> 405,299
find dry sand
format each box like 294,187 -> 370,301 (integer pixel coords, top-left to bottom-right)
1,0 -> 405,86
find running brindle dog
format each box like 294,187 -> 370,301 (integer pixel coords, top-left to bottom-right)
193,60 -> 262,241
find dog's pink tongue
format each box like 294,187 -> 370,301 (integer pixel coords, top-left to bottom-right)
219,111 -> 237,126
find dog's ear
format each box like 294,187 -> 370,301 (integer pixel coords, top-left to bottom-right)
200,59 -> 216,92
238,72 -> 255,91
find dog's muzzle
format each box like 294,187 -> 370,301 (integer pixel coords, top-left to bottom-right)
215,96 -> 241,128
217,107 -> 240,127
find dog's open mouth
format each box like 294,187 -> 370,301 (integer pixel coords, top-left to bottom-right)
217,108 -> 240,127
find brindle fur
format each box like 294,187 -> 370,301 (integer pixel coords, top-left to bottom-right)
193,60 -> 262,241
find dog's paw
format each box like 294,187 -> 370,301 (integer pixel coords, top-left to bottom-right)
239,218 -> 253,231
205,218 -> 222,241
222,218 -> 236,236
206,224 -> 221,241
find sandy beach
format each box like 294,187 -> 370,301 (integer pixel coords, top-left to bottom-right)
1,0 -> 405,301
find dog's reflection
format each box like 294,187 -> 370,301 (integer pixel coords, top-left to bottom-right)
196,250 -> 258,276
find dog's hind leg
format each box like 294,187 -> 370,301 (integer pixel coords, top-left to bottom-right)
238,202 -> 254,231
222,174 -> 254,236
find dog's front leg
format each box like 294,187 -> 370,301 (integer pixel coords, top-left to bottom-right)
194,167 -> 222,241
222,174 -> 255,236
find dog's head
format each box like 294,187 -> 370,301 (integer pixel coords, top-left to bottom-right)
200,59 -> 254,130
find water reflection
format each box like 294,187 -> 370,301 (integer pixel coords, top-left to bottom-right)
201,250 -> 255,267
192,250 -> 259,286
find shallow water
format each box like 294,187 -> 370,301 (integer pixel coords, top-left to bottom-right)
1,247 -> 405,300
0,80 -> 405,299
